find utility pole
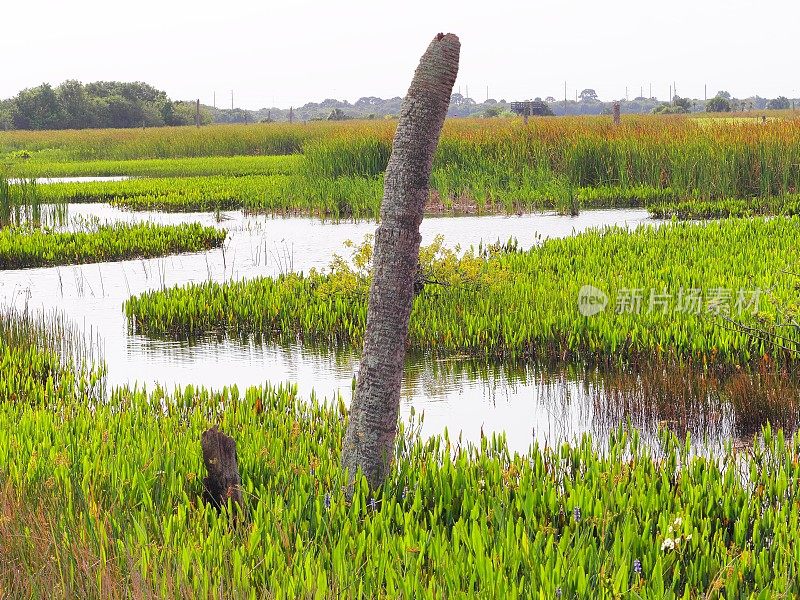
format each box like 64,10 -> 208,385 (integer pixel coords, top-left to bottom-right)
649,83 -> 652,99
564,81 -> 567,116
669,85 -> 672,104
231,90 -> 234,111
195,99 -> 200,127
213,91 -> 216,109
486,85 -> 489,101
289,106 -> 294,123
704,84 -> 707,102
625,86 -> 628,101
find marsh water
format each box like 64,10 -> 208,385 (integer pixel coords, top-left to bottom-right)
2,204 -> 792,452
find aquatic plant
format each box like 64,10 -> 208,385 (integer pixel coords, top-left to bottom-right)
0,177 -> 67,228
0,306 -> 105,405
126,219 -> 800,366
0,222 -> 225,269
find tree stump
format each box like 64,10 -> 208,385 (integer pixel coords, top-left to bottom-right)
201,426 -> 244,511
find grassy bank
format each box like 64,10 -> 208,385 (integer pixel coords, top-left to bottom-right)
0,222 -> 226,269
0,379 -> 798,597
30,171 -> 800,220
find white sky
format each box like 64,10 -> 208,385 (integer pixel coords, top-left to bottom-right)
1,0 -> 797,108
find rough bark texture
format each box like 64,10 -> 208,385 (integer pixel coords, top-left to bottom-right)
341,33 -> 460,490
201,426 -> 244,510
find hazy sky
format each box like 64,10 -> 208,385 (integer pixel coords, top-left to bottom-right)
2,0 -> 797,108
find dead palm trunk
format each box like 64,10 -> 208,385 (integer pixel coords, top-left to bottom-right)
341,33 -> 460,490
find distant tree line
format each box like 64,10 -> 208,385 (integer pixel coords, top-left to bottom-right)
0,81 -> 211,130
1,81 -> 797,130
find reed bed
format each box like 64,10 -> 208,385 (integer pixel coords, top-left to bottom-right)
127,219 -> 800,366
0,306 -> 105,405
36,171 -> 800,220
300,116 -> 800,204
649,195 -> 800,219
0,176 -> 67,228
0,222 -> 225,269
0,376 -> 799,597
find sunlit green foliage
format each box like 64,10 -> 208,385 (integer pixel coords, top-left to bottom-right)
0,308 -> 105,405
126,219 -> 800,366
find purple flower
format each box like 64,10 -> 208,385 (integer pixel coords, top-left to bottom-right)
633,558 -> 642,575
368,497 -> 378,511
573,507 -> 581,522
324,493 -> 331,510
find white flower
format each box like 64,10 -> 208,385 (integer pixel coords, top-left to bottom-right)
673,517 -> 683,528
661,538 -> 676,551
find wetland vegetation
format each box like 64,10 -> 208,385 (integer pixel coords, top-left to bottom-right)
5,117 -> 800,219
3,112 -> 800,597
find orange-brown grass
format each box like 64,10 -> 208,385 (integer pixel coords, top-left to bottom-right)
0,482 -> 197,600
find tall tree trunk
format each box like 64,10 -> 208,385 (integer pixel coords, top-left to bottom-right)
341,33 -> 460,490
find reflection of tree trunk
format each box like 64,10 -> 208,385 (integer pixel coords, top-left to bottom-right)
341,33 -> 460,490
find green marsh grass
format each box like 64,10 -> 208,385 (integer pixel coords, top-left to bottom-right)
127,219 -> 800,366
0,176 -> 67,228
2,378 -> 800,597
36,174 -> 385,218
300,117 -> 800,207
0,307 -> 105,405
0,123 -> 326,161
0,222 -> 225,269
649,195 -> 800,219
7,117 -> 800,218
4,235 -> 800,596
